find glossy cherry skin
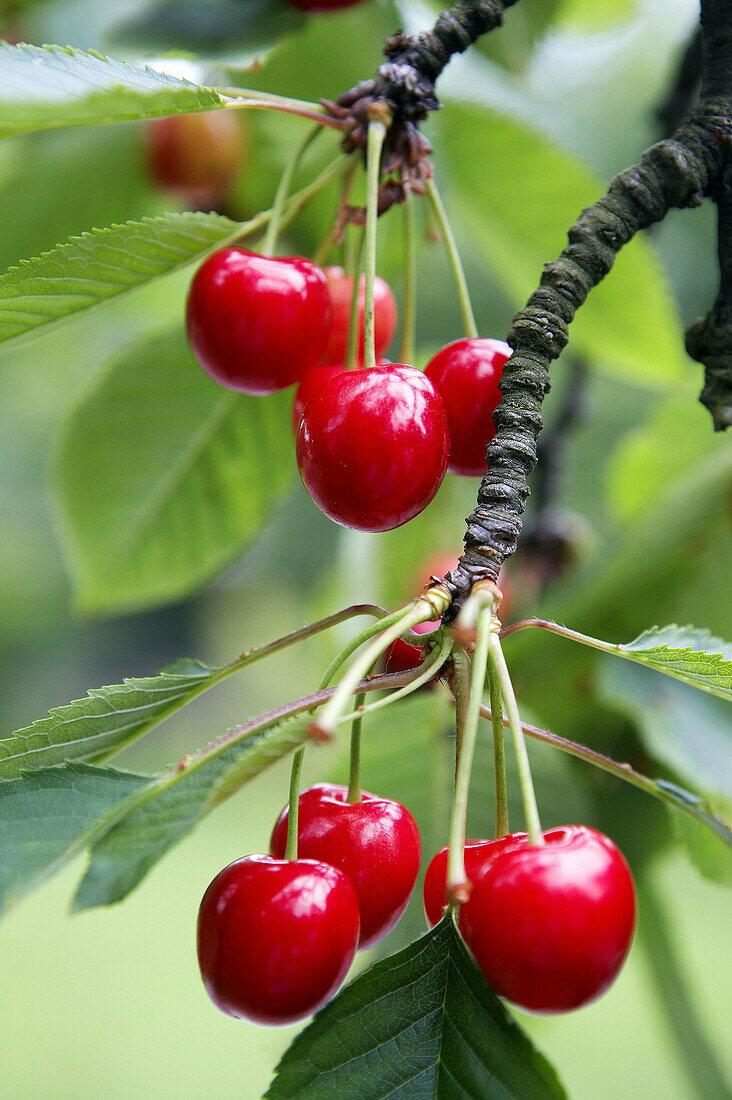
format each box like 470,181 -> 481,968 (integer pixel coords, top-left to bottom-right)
196,854 -> 359,1025
270,783 -> 421,950
384,619 -> 439,674
425,338 -> 511,476
321,266 -> 398,365
186,249 -> 330,394
460,826 -> 637,1013
145,111 -> 243,206
297,364 -> 449,531
423,836 -> 529,928
292,364 -> 346,434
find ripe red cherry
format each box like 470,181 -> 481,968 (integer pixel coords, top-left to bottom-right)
321,266 -> 398,364
292,364 -> 346,434
186,249 -> 329,394
296,364 -> 449,531
196,854 -> 359,1025
460,826 -> 636,1013
423,836 -> 528,927
145,111 -> 243,207
384,619 -> 439,674
270,783 -> 421,950
425,338 -> 511,476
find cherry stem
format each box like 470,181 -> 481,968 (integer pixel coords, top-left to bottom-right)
348,630 -> 453,721
445,644 -> 473,902
486,631 -> 544,846
347,701 -> 364,803
314,590 -> 451,740
364,118 -> 387,371
233,155 -> 351,249
399,194 -> 417,364
344,227 -> 365,372
425,178 -> 478,340
261,124 -> 321,257
318,609 -> 392,688
284,746 -> 304,861
486,653 -> 509,838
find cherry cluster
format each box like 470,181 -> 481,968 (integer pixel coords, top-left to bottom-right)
186,248 -> 510,531
197,784 -> 636,1025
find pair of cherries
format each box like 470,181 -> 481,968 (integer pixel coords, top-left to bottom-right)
197,783 -> 420,1025
186,248 -> 511,532
197,782 -> 636,1025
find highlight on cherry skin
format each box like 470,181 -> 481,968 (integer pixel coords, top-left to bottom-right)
425,337 -> 511,476
196,854 -> 359,1025
296,363 -> 450,532
145,110 -> 244,208
321,265 -> 398,364
270,783 -> 421,949
425,826 -> 637,1014
186,248 -> 330,394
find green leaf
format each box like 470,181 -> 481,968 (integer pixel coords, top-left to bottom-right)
529,622 -> 732,702
73,713 -> 309,910
440,103 -> 688,388
268,917 -> 565,1099
53,326 -> 294,614
0,211 -> 241,350
0,658 -> 227,780
0,43 -> 232,139
0,762 -> 149,914
111,0 -> 305,61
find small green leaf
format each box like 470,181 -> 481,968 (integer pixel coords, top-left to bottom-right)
0,658 -> 226,780
531,621 -> 732,702
621,625 -> 732,700
73,714 -> 309,910
0,762 -> 149,914
0,212 -> 241,349
0,43 -> 231,139
268,917 -> 565,1099
53,327 -> 294,614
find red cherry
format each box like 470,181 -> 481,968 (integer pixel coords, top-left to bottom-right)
291,363 -> 346,434
196,854 -> 359,1025
296,364 -> 449,531
186,249 -> 329,394
425,338 -> 511,476
423,836 -> 528,927
460,826 -> 636,1012
270,783 -> 421,950
145,111 -> 243,206
384,620 -> 439,674
321,266 -> 398,364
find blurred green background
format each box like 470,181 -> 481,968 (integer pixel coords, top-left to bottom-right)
0,0 -> 730,1096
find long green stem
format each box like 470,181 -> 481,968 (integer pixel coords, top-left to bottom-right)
445,645 -> 476,901
347,630 -> 452,722
318,609 -> 394,689
261,125 -> 320,256
486,655 -> 509,838
487,633 -> 543,845
233,155 -> 351,249
399,195 -> 417,364
363,119 -> 387,371
285,747 -> 305,860
345,228 -> 365,371
425,178 -> 478,339
315,593 -> 449,738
